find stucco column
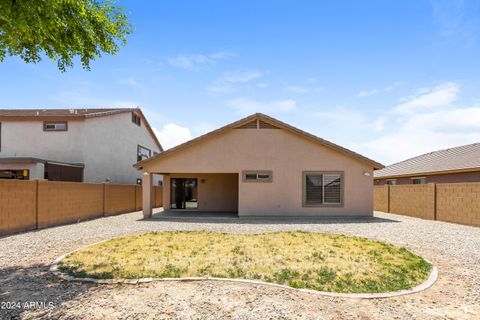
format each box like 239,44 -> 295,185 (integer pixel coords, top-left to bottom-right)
142,172 -> 153,219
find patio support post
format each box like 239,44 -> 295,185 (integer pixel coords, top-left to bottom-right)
142,172 -> 153,219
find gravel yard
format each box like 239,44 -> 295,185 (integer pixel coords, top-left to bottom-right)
1,210 -> 479,319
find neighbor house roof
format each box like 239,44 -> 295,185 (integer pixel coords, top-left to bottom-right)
135,113 -> 384,170
374,143 -> 480,179
0,107 -> 163,151
0,108 -> 129,118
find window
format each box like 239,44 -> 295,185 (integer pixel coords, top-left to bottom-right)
137,145 -> 151,162
132,113 -> 141,126
386,179 -> 397,185
303,172 -> 343,206
44,121 -> 67,131
0,122 -> 2,152
412,177 -> 426,184
242,170 -> 272,182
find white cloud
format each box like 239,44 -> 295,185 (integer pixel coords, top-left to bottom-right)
430,0 -> 476,46
362,82 -> 479,164
358,89 -> 378,97
167,51 -> 234,70
358,82 -> 404,98
228,98 -> 297,115
208,70 -> 263,94
364,109 -> 480,164
393,81 -> 459,114
118,77 -> 144,91
257,82 -> 270,88
153,123 -> 193,150
223,71 -> 262,83
284,86 -> 323,94
371,116 -> 386,132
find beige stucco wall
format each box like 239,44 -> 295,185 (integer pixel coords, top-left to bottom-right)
163,173 -> 238,212
81,112 -> 161,184
0,120 -> 85,162
0,112 -> 160,184
144,128 -> 374,217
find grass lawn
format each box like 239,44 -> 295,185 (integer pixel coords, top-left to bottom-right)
59,231 -> 432,293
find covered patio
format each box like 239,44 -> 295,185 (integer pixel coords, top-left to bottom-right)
142,172 -> 239,217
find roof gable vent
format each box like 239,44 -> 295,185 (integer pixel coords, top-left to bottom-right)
236,119 -> 281,129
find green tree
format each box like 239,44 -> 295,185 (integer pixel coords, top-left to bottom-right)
0,0 -> 132,71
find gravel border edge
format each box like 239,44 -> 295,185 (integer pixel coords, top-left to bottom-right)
50,246 -> 438,299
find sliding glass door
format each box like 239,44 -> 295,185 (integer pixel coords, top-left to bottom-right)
170,178 -> 198,209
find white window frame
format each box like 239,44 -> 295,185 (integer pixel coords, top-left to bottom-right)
242,170 -> 273,182
411,177 -> 426,184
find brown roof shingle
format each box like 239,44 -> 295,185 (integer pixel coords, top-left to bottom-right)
374,143 -> 480,178
0,108 -> 133,118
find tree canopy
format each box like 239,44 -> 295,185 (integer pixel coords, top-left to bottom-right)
0,0 -> 132,71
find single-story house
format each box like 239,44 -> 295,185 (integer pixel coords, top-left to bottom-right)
374,143 -> 480,185
136,113 -> 383,218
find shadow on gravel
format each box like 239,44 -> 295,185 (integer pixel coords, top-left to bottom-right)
145,212 -> 400,225
0,263 -> 92,319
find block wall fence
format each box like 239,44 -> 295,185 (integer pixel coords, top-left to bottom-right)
374,183 -> 480,227
0,180 -> 163,236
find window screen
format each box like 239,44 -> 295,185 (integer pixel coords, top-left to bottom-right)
323,174 -> 341,203
305,174 -> 323,203
304,172 -> 342,205
137,145 -> 151,162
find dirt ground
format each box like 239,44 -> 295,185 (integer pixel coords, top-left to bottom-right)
1,210 -> 479,319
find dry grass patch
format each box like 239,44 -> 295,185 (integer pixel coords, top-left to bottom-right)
59,231 -> 432,293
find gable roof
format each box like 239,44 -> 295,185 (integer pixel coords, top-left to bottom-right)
135,113 -> 383,169
0,108 -> 163,151
374,142 -> 480,178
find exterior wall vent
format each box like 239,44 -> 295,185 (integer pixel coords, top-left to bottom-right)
236,119 -> 280,129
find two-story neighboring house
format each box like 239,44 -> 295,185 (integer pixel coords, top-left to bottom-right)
0,108 -> 163,184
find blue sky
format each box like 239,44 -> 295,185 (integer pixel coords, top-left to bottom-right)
1,0 -> 480,165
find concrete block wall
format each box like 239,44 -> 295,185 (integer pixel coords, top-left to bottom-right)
374,182 -> 480,227
437,183 -> 480,227
154,186 -> 163,208
389,184 -> 436,220
104,184 -> 137,216
0,180 -> 37,234
38,181 -> 104,228
0,180 -> 163,235
373,185 -> 389,212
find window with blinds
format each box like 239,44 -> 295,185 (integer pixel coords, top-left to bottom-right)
303,172 -> 342,206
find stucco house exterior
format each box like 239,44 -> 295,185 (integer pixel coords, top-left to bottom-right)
0,108 -> 162,184
136,113 -> 383,218
374,142 -> 480,185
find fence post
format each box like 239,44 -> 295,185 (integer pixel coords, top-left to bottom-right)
35,180 -> 39,230
433,183 -> 437,221
387,184 -> 390,213
102,183 -> 106,217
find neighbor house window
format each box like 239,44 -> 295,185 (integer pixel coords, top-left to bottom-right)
386,179 -> 397,185
411,177 -> 426,184
242,170 -> 272,182
44,121 -> 68,131
137,145 -> 151,162
303,172 -> 343,206
132,113 -> 141,126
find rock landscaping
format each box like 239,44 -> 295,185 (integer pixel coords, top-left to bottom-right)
0,210 -> 479,319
